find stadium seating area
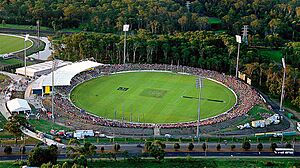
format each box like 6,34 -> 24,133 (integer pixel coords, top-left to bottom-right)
51,63 -> 263,132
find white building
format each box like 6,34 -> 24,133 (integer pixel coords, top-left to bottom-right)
15,60 -> 70,78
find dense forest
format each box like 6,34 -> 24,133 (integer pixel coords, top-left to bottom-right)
0,0 -> 299,108
0,0 -> 300,39
54,30 -> 300,108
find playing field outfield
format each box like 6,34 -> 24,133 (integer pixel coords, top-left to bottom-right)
71,72 -> 236,123
0,34 -> 32,54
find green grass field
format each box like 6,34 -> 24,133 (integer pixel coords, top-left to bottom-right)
0,23 -> 52,31
0,58 -> 23,65
0,34 -> 32,54
28,119 -> 72,134
208,17 -> 222,24
71,72 -> 236,123
258,49 -> 282,62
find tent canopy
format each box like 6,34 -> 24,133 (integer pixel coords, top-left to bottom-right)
6,98 -> 31,113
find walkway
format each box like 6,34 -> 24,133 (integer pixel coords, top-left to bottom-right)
0,73 -> 64,147
257,90 -> 296,132
28,36 -> 53,61
0,71 -> 23,82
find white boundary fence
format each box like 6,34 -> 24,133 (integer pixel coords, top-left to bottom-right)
0,33 -> 33,55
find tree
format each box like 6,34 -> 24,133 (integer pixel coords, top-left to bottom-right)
178,16 -> 188,31
216,144 -> 221,151
148,143 -> 165,161
202,143 -> 207,151
40,162 -> 52,168
4,115 -> 28,144
100,146 -> 105,153
27,145 -> 59,167
20,145 -> 26,154
113,143 -> 120,152
80,142 -> 97,162
68,138 -> 80,146
270,143 -> 278,151
230,145 -> 236,151
174,143 -> 180,151
257,143 -> 263,151
285,143 -> 292,148
242,141 -> 251,151
145,140 -> 165,161
88,144 -> 97,161
74,155 -> 87,168
67,142 -> 96,162
62,162 -> 68,168
268,19 -> 285,35
4,146 -> 12,154
188,143 -> 194,151
144,141 -> 153,151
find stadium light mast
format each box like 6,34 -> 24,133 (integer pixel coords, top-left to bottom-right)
123,24 -> 129,64
51,58 -> 57,123
235,35 -> 242,78
196,77 -> 204,140
37,20 -> 40,59
24,34 -> 29,77
279,58 -> 286,112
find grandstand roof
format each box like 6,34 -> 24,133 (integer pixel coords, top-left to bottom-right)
41,60 -> 103,86
15,60 -> 70,77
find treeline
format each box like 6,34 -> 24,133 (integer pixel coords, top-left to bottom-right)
55,31 -> 300,108
0,0 -> 300,39
55,30 -> 236,73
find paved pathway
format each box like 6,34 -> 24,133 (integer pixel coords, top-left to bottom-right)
28,36 -> 53,60
257,90 -> 296,132
0,73 -> 64,147
0,71 -> 23,82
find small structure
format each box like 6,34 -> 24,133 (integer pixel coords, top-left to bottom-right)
74,130 -> 94,139
6,98 -> 31,114
251,114 -> 281,128
251,120 -> 265,128
154,125 -> 160,136
237,123 -> 251,130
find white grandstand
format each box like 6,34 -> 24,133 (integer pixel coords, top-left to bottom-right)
30,60 -> 103,95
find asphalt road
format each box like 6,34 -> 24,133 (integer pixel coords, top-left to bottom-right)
0,142 -> 299,161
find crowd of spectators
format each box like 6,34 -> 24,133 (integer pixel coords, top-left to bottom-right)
51,63 -> 263,130
1,77 -> 28,101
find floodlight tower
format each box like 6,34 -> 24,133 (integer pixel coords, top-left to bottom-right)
235,35 -> 242,78
279,58 -> 286,112
51,58 -> 58,123
24,34 -> 30,77
196,77 -> 204,140
123,24 -> 129,64
37,20 -> 40,59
